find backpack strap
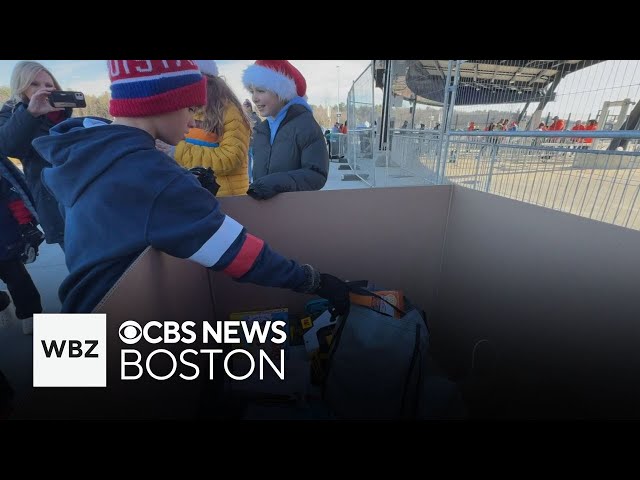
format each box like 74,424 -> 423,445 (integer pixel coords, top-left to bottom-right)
345,281 -> 407,317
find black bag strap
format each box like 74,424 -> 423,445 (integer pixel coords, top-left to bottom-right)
345,281 -> 407,317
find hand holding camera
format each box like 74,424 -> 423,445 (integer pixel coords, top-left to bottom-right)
27,88 -> 62,117
47,91 -> 86,109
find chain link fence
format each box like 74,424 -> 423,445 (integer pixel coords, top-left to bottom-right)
345,60 -> 640,230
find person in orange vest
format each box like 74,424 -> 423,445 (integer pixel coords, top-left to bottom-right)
584,119 -> 598,147
547,116 -> 566,143
548,116 -> 566,131
571,120 -> 585,131
571,120 -> 586,146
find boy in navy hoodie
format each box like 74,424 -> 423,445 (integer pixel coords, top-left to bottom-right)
32,60 -> 348,315
0,170 -> 44,334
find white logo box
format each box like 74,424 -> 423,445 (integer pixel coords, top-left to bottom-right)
33,313 -> 107,387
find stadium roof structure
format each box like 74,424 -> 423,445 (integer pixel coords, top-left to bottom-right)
391,60 -> 604,106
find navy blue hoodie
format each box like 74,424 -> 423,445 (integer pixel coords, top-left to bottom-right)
32,118 -> 314,313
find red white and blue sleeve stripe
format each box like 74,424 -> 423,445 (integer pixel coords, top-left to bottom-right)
146,172 -> 314,292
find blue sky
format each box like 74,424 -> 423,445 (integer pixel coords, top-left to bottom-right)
0,60 -> 371,107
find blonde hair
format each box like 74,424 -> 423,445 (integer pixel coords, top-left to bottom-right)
9,61 -> 62,105
199,74 -> 251,137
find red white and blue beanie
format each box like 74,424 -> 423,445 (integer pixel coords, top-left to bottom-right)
195,60 -> 218,77
108,60 -> 207,117
242,60 -> 307,100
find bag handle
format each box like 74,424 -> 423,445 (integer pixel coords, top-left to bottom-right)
345,281 -> 407,317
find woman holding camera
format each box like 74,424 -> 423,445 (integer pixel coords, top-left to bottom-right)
0,61 -> 71,250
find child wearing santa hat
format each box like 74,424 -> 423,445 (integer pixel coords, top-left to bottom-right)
242,60 -> 329,200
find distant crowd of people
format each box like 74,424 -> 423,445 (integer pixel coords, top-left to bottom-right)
394,115 -> 599,138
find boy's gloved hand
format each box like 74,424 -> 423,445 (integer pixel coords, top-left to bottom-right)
295,266 -> 350,316
248,173 -> 294,200
190,167 -> 220,196
247,180 -> 277,200
315,273 -> 350,316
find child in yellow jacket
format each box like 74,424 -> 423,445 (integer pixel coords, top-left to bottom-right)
171,60 -> 251,197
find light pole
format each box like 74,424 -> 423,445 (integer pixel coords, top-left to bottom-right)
336,65 -> 340,124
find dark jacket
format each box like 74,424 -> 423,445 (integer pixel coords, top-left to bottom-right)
0,176 -> 33,261
250,104 -> 328,199
33,117 -> 316,313
0,154 -> 38,221
0,101 -> 70,244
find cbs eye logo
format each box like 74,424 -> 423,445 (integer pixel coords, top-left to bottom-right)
119,320 -> 142,344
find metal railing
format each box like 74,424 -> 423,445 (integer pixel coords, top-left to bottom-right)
344,59 -> 640,231
441,130 -> 640,230
345,62 -> 376,187
328,132 -> 347,160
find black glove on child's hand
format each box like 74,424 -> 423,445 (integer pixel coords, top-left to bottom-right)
315,273 -> 350,316
18,223 -> 45,264
190,167 -> 220,196
19,223 -> 45,248
248,174 -> 294,201
247,180 -> 277,201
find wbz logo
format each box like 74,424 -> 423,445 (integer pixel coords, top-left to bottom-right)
41,339 -> 99,358
33,314 -> 107,387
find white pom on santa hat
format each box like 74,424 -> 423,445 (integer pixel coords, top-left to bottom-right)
195,60 -> 218,77
242,60 -> 307,101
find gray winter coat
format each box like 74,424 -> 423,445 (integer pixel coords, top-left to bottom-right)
249,104 -> 328,199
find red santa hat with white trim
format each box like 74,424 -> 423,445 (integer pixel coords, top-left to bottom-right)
242,60 -> 306,100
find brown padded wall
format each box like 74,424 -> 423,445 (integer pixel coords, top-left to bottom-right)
435,186 -> 640,417
213,186 -> 452,322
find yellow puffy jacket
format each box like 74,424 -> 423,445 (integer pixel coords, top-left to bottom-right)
174,103 -> 250,197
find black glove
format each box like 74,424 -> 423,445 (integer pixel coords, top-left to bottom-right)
248,173 -> 295,200
315,273 -> 350,316
190,167 -> 220,196
247,180 -> 277,201
19,223 -> 45,247
18,223 -> 44,264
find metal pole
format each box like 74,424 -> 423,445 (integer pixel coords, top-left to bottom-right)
380,60 -> 393,152
337,65 -> 340,123
411,96 -> 417,129
439,60 -> 463,183
370,60 -> 376,186
435,61 -> 453,184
